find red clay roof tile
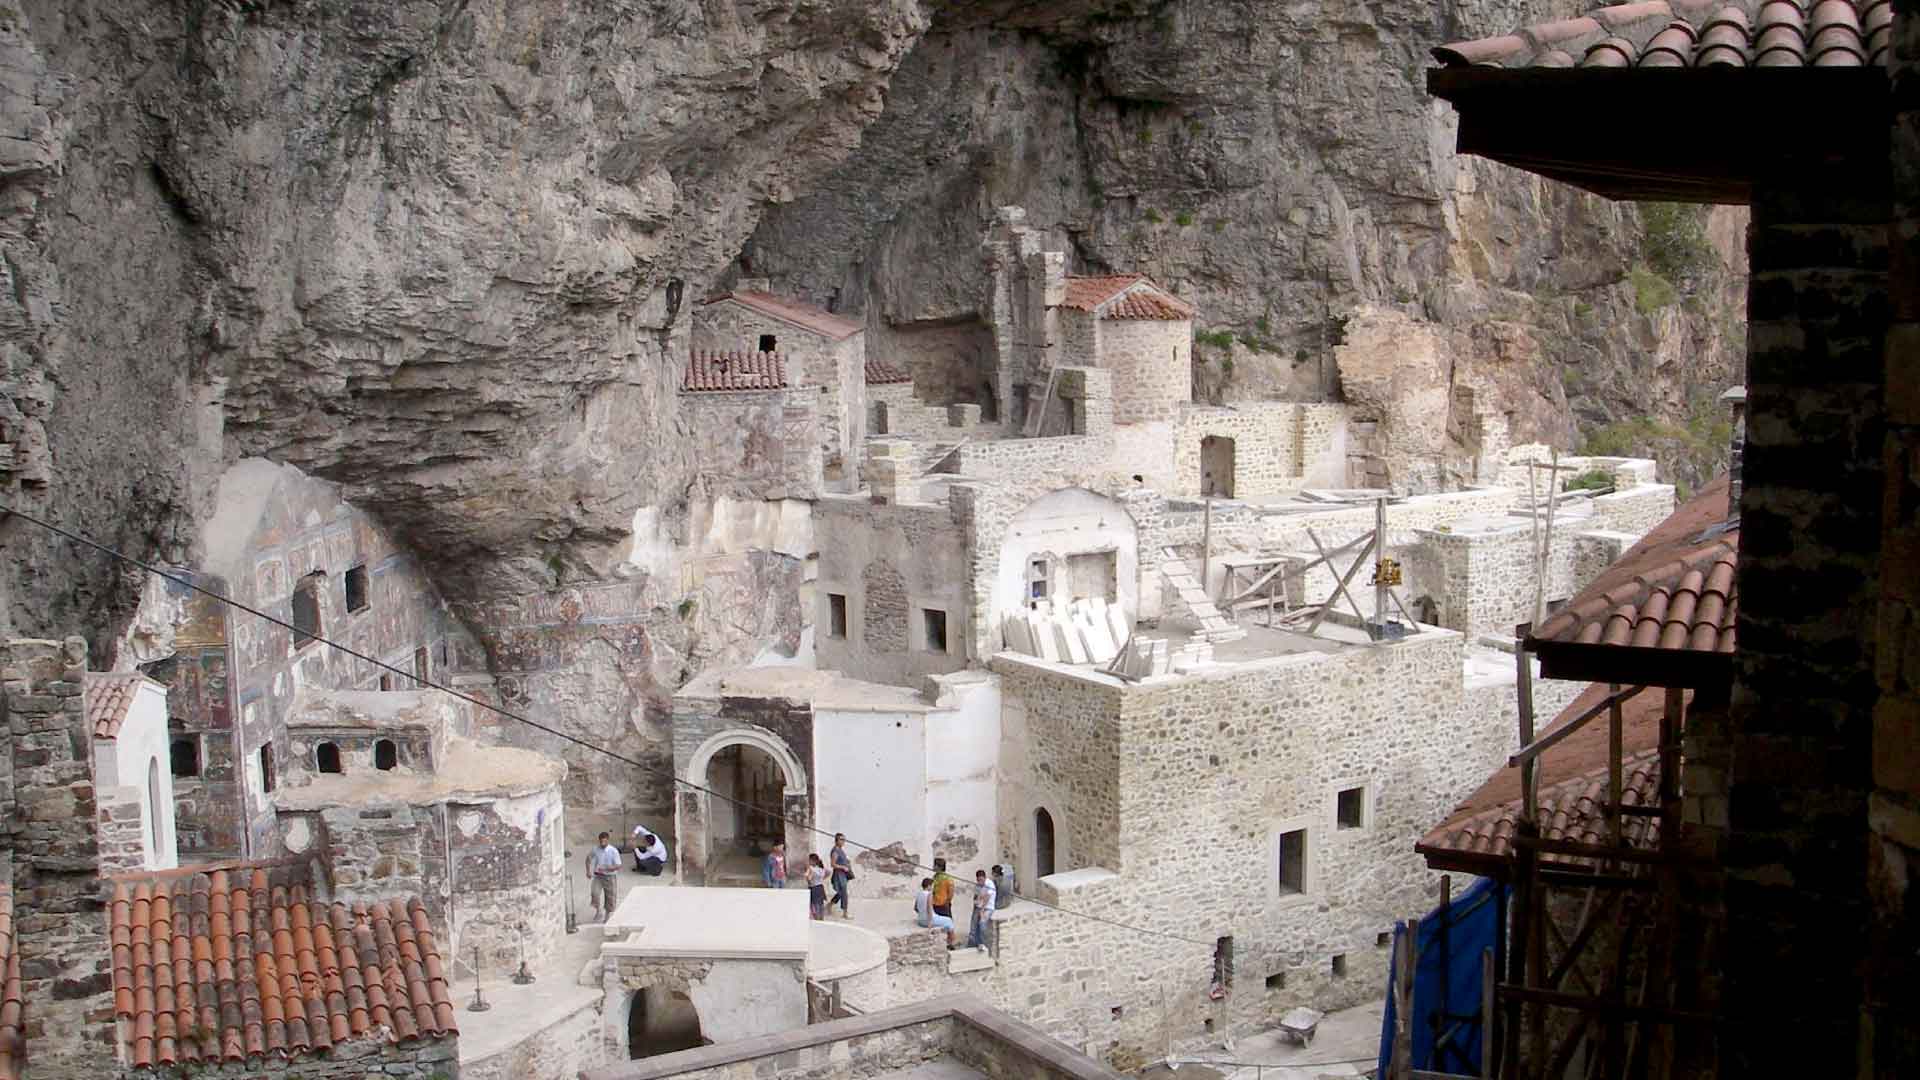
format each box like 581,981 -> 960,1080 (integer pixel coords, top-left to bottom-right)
110,865 -> 454,1067
1059,275 -> 1195,320
1530,472 -> 1737,661
86,672 -> 153,739
1433,0 -> 1889,68
864,358 -> 913,385
681,350 -> 788,393
702,290 -> 862,341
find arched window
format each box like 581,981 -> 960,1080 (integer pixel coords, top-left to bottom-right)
1035,807 -> 1056,879
147,758 -> 164,857
316,742 -> 342,774
374,739 -> 398,771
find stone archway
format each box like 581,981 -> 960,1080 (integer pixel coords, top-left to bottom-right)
679,728 -> 810,886
628,987 -> 705,1059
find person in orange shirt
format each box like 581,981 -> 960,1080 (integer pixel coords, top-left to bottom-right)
930,857 -> 955,924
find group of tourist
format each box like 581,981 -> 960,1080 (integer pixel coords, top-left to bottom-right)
758,834 -> 855,920
913,858 -> 1015,952
584,826 -> 1015,950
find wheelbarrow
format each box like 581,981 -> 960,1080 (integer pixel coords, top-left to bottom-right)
1276,1006 -> 1324,1048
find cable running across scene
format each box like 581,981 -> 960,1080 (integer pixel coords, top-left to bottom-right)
2,504 -> 1217,949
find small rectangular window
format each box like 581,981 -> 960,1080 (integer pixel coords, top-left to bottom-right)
1331,954 -> 1348,979
758,333 -> 777,353
379,673 -> 394,692
259,745 -> 275,794
1337,787 -> 1366,830
1266,971 -> 1285,991
828,593 -> 848,638
344,565 -> 370,613
1278,829 -> 1307,895
923,608 -> 948,654
170,736 -> 200,778
1212,936 -> 1233,989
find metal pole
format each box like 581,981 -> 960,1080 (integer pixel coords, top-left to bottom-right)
1374,496 -> 1389,637
467,944 -> 491,1012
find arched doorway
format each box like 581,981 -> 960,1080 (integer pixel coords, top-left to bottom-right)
628,987 -> 704,1059
1035,807 -> 1057,879
680,729 -> 809,887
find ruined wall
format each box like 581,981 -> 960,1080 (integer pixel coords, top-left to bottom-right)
1171,403 -> 1350,498
1097,316 -> 1190,425
1,639 -> 117,1073
867,381 -> 919,434
815,497 -> 971,689
679,390 -> 824,502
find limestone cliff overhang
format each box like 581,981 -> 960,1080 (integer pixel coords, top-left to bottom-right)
1428,0 -> 1890,203
1524,473 -> 1737,691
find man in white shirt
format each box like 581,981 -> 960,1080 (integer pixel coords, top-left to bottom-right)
634,833 -> 668,877
968,868 -> 997,950
585,832 -> 621,920
630,824 -> 656,871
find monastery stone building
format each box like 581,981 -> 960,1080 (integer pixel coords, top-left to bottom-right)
0,204 -> 1692,1080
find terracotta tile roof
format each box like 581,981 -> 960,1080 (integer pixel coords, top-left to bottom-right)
865,358 -> 913,385
704,291 -> 862,341
682,350 -> 788,393
1530,473 -> 1737,655
0,886 -> 19,1080
109,866 -> 455,1069
86,672 -> 150,739
1417,682 -> 1676,874
1060,275 -> 1194,319
1433,0 -> 1891,69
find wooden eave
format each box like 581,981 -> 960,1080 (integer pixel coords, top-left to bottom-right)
1427,67 -> 1890,204
1526,638 -> 1733,691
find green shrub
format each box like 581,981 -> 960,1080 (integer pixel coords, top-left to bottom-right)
1174,211 -> 1194,227
1144,208 -> 1163,223
1628,265 -> 1677,313
1640,202 -> 1716,286
1573,300 -> 1594,319
1194,329 -> 1234,349
1563,469 -> 1614,492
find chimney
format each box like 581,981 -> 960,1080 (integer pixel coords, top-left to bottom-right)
1720,385 -> 1746,515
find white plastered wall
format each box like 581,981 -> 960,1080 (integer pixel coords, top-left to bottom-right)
92,680 -> 179,869
993,489 -> 1139,641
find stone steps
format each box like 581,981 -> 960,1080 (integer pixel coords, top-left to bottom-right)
947,947 -> 995,974
1158,549 -> 1246,644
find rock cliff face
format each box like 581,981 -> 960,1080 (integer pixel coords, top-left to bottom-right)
743,0 -> 1746,492
4,0 -> 1741,837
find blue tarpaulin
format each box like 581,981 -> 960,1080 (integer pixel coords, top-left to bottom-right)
1377,877 -> 1507,1077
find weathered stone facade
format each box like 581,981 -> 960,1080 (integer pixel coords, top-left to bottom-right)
679,389 -> 824,502
1172,402 -> 1350,497
693,296 -> 865,475
114,1035 -> 459,1080
814,496 -> 972,687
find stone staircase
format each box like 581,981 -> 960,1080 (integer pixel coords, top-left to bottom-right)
917,442 -> 961,475
1158,548 -> 1246,644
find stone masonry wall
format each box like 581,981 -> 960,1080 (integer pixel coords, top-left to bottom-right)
1097,316 -> 1190,425
1172,403 -> 1350,498
993,662 -> 1125,874
692,299 -> 863,470
815,497 -> 972,689
681,389 -> 823,502
1871,9 -> 1920,1075
3,638 -> 117,1075
1718,173 -> 1889,1076
116,1034 -> 459,1080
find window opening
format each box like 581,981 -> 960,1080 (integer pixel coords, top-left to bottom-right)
1337,786 -> 1366,829
1034,807 -> 1056,878
1027,559 -> 1050,605
345,565 -> 370,613
259,745 -> 275,794
1278,828 -> 1307,895
379,674 -> 393,692
1331,954 -> 1348,978
828,594 -> 848,638
291,574 -> 323,650
1377,931 -> 1392,948
170,736 -> 200,778
1266,971 -> 1286,991
317,742 -> 342,774
923,609 -> 948,654
758,334 -> 777,353
414,646 -> 429,687
375,739 -> 398,771
1212,936 -> 1234,989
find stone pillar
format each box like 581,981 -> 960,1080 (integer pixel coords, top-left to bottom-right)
1055,366 -> 1113,437
865,439 -> 917,505
3,638 -> 117,1069
1719,170 -> 1890,1076
1868,8 -> 1920,1075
